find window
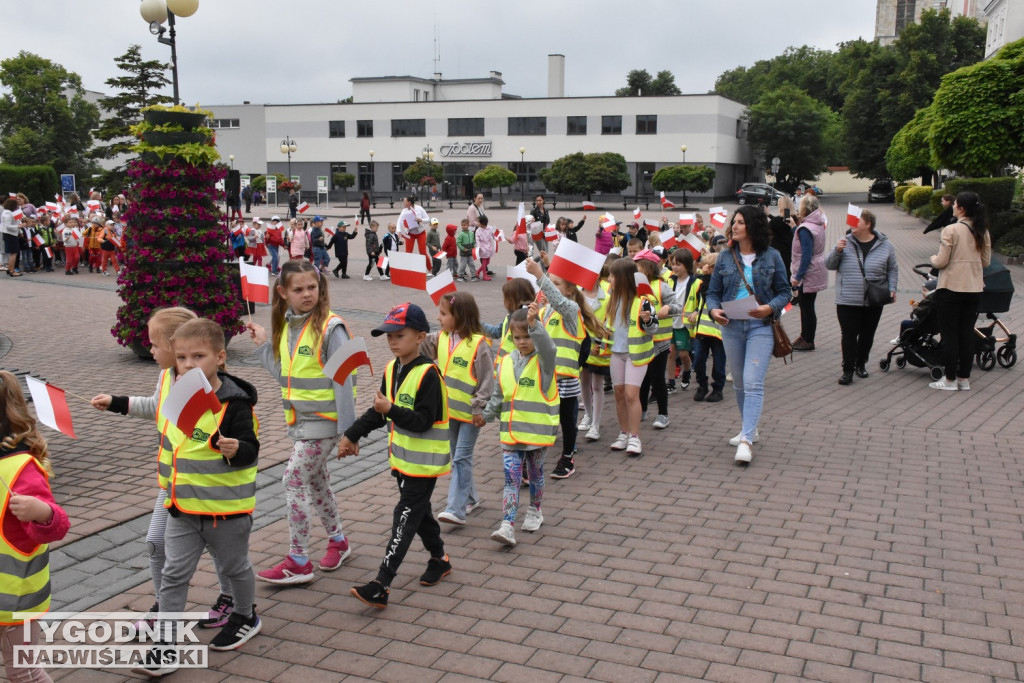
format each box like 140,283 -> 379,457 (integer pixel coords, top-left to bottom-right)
329,162 -> 348,189
635,115 -> 657,135
328,120 -> 345,138
413,89 -> 420,102
508,116 -> 546,136
391,119 -> 426,137
601,116 -> 622,135
392,162 -> 411,192
566,116 -> 587,135
448,118 -> 485,136
357,120 -> 374,138
208,119 -> 239,129
359,161 -> 374,191
510,162 -> 544,192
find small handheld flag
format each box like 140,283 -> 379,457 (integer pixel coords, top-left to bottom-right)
26,377 -> 76,439
633,207 -> 642,220
162,368 -> 222,437
710,212 -> 728,230
297,201 -> 310,214
239,260 -> 270,304
582,201 -> 596,211
548,239 -> 605,290
659,229 -> 678,250
660,192 -> 676,210
322,337 -> 373,386
634,272 -> 654,297
678,213 -> 696,226
377,254 -> 389,271
846,203 -> 863,228
387,251 -> 427,291
426,269 -> 457,305
506,261 -> 539,291
643,218 -> 661,232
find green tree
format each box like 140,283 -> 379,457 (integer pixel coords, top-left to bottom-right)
885,107 -> 935,182
249,173 -> 284,193
472,164 -> 517,207
0,52 -> 99,178
92,45 -> 171,192
714,46 -> 841,110
615,69 -> 681,96
651,165 -> 717,208
403,156 -> 444,187
332,172 -> 356,203
539,152 -> 630,199
746,85 -> 841,185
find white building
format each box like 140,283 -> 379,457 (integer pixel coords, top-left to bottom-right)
875,0 -> 986,45
981,0 -> 1024,58
209,57 -> 754,205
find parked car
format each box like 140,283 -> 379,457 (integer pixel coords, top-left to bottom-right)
868,179 -> 896,203
735,183 -> 785,206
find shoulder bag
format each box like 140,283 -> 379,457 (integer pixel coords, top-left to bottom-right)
731,249 -> 793,362
853,241 -> 892,307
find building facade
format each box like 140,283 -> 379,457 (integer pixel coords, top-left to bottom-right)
875,0 -> 984,44
981,0 -> 1024,58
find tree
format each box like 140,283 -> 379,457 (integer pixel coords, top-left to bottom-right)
615,69 -> 681,97
250,173 -> 284,193
539,152 -> 630,199
403,156 -> 444,187
472,165 -> 517,207
885,107 -> 935,182
651,165 -> 717,208
333,172 -> 356,203
92,45 -> 171,192
746,85 -> 841,185
714,46 -> 841,110
0,52 -> 99,179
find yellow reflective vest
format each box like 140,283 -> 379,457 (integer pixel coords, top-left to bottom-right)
278,314 -> 348,425
0,453 -> 51,625
385,361 -> 451,477
587,282 -> 612,368
650,282 -> 674,344
683,278 -> 721,341
155,368 -> 174,490
494,315 -> 515,363
496,354 -> 559,447
437,331 -> 486,423
604,296 -> 656,366
542,306 -> 585,379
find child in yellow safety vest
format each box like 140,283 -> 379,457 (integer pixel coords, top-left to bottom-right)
339,303 -> 452,610
685,252 -> 727,402
635,252 -> 683,431
665,249 -> 696,395
482,306 -> 559,548
420,293 -> 494,526
577,257 -> 615,443
248,260 -> 358,585
0,370 -> 70,683
482,278 -> 537,363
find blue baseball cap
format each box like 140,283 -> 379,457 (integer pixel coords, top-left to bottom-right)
371,303 -> 430,336
313,215 -> 324,222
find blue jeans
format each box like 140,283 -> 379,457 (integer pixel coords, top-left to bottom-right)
720,320 -> 775,443
692,335 -> 726,391
444,420 -> 480,520
269,245 -> 280,273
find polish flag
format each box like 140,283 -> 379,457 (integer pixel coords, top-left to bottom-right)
582,201 -> 596,211
634,272 -> 654,298
600,214 -> 617,232
506,261 -> 539,291
710,212 -> 728,230
495,230 -> 506,243
9,193 -> 16,198
516,202 -> 528,234
846,203 -> 862,228
529,221 -> 544,241
660,192 -> 676,209
45,202 -> 59,212
377,254 -> 389,271
548,239 -> 605,290
544,224 -> 558,242
426,269 -> 457,305
633,207 -> 642,220
112,205 -> 120,214
679,233 -> 707,258
780,302 -> 794,316
644,218 -> 661,232
324,226 -> 336,239
402,217 -> 419,234
87,200 -> 101,212
67,208 -> 78,217
26,377 -> 76,439
433,249 -> 445,260
107,233 -> 123,249
239,260 -> 270,304
387,251 -> 427,291
162,368 -> 222,437
71,228 -> 82,241
12,209 -> 24,220
659,229 -> 678,249
297,201 -> 310,214
44,247 -> 53,258
678,213 -> 696,226
472,247 -> 480,260
32,233 -> 45,247
322,337 -> 373,386
230,223 -> 243,235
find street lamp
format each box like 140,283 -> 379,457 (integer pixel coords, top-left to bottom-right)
280,136 -> 297,187
139,0 -> 199,106
228,154 -> 234,169
680,144 -> 689,208
519,146 -> 526,201
368,150 -> 374,202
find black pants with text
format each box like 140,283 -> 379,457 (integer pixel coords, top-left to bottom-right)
376,470 -> 444,587
836,305 -> 884,372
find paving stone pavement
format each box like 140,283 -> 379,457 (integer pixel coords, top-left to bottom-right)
1,195 -> 1023,681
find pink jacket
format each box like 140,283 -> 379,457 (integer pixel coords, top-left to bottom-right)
791,210 -> 828,293
289,228 -> 309,258
475,226 -> 496,259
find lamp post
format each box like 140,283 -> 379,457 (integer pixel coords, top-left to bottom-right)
280,136 -> 297,187
519,146 -> 526,202
139,0 -> 199,106
680,144 -> 688,208
228,154 -> 234,169
368,150 -> 374,203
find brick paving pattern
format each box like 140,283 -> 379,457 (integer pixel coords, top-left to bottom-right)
1,195 -> 1022,681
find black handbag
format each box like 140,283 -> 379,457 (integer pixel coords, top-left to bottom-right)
854,242 -> 892,307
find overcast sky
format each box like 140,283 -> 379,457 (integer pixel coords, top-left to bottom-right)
8,0 -> 877,105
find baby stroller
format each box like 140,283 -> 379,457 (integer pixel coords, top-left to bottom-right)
879,261 -> 1017,378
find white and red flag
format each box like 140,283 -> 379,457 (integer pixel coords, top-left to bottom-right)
678,213 -> 696,226
846,203 -> 862,228
426,269 -> 457,305
433,249 -> 446,260
67,208 -> 78,217
600,214 -> 617,232
710,212 -> 728,230
32,233 -> 45,247
239,260 -> 270,304
582,201 -> 596,211
472,247 -> 480,260
230,223 -> 243,236
644,218 -> 661,232
516,202 -> 528,234
297,201 -> 310,214
12,209 -> 24,220
377,253 -> 389,271
44,247 -> 53,259
544,224 -> 558,242
495,229 -> 507,243
161,368 -> 222,437
708,206 -> 725,215
26,376 -> 76,439
659,229 -> 678,249
107,233 -> 122,249
387,251 -> 427,291
45,201 -> 59,212
548,239 -> 605,290
529,221 -> 544,241
87,200 -> 101,212
660,192 -> 676,209
633,207 -> 642,220
506,261 -> 539,291
634,272 -> 654,298
324,225 -> 336,239
322,337 -> 373,385
679,233 -> 707,259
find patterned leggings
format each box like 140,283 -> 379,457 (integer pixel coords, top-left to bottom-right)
2,623 -> 51,682
284,437 -> 345,557
502,449 -> 545,525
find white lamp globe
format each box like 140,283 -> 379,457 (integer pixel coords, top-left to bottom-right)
140,0 -> 168,23
166,0 -> 199,17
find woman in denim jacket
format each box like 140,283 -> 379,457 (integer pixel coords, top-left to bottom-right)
707,206 -> 792,465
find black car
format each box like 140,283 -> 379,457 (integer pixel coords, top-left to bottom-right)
868,179 -> 895,203
736,183 -> 785,206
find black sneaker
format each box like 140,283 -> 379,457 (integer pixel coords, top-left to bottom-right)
131,642 -> 178,678
419,554 -> 452,586
706,390 -> 724,402
693,387 -> 708,402
197,593 -> 233,629
681,371 -> 691,389
551,456 -> 576,479
209,609 -> 261,651
351,581 -> 389,609
666,380 -> 677,395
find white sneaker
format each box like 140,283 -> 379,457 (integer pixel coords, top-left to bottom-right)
585,425 -> 601,442
957,379 -> 970,391
889,337 -> 901,345
610,432 -> 629,451
380,275 -> 390,280
363,275 -> 373,281
578,414 -> 592,431
729,429 -> 759,447
626,435 -> 642,455
726,373 -> 733,382
929,378 -> 959,391
490,521 -> 516,546
437,511 -> 466,525
735,441 -> 753,464
465,499 -> 482,515
521,508 -> 543,532
652,415 -> 670,429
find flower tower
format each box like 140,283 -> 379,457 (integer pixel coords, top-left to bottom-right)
112,105 -> 244,357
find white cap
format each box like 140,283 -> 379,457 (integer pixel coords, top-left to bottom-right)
271,215 -> 280,221
430,217 -> 439,225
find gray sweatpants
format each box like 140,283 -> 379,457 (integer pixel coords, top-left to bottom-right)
458,255 -> 476,279
159,512 -> 254,641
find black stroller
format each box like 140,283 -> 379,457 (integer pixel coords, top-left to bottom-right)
879,261 -> 1017,378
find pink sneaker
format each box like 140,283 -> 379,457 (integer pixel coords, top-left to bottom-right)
318,538 -> 351,572
256,556 -> 315,584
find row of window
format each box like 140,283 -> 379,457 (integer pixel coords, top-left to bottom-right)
208,119 -> 240,129
326,115 -> 659,138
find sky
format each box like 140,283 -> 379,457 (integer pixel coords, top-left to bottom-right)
6,0 -> 878,105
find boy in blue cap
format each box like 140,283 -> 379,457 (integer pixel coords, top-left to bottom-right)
310,216 -> 331,271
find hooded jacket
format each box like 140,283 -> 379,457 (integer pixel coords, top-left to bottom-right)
442,223 -> 458,258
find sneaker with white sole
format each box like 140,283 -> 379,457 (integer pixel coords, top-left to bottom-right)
729,429 -> 759,447
652,414 -> 670,429
380,275 -> 390,280
465,499 -> 482,515
610,432 -> 629,451
132,642 -> 178,677
585,425 -> 600,442
889,337 -> 901,345
490,521 -> 516,546
578,414 -> 593,431
521,508 -> 543,532
929,377 -> 959,391
735,441 -> 753,464
957,379 -> 970,391
197,593 -> 233,629
209,609 -> 261,651
626,435 -> 642,456
363,275 -> 373,281
318,538 -> 351,571
256,556 -> 314,584
438,511 -> 466,525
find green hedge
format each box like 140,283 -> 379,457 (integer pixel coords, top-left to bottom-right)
995,226 -> 1024,257
944,177 -> 1016,213
929,190 -> 947,216
894,183 -> 916,205
990,209 -> 1024,246
0,165 -> 60,206
904,185 -> 934,210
